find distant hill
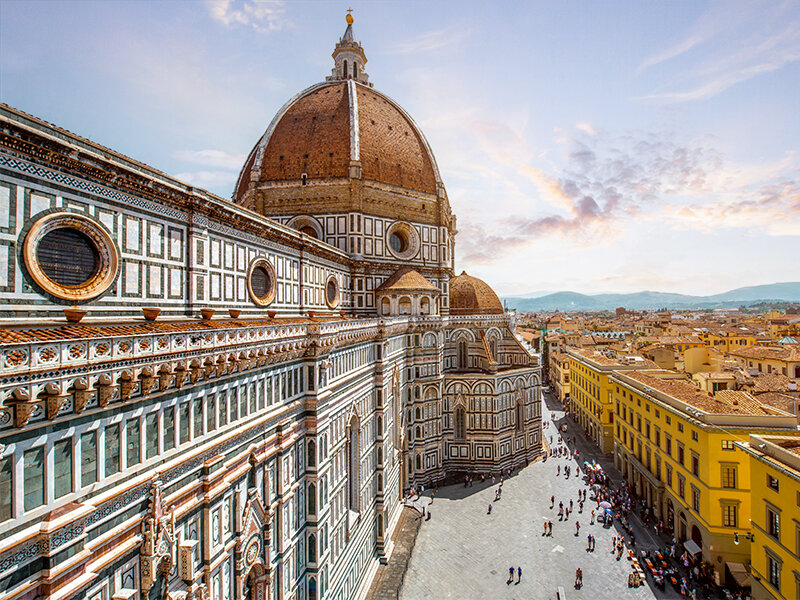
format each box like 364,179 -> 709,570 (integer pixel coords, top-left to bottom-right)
503,282 -> 800,312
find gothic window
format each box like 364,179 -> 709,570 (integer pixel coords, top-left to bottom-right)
307,440 -> 316,468
516,397 -> 524,432
455,406 -> 466,441
343,60 -> 348,78
381,297 -> 391,315
308,534 -> 317,563
457,340 -> 468,370
307,483 -> 316,516
347,416 -> 359,512
354,62 -> 359,78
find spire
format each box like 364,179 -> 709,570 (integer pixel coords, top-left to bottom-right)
326,10 -> 371,86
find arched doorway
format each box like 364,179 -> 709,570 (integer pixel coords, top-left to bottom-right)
243,563 -> 266,600
691,525 -> 703,550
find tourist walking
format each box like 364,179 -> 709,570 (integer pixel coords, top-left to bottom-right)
517,566 -> 522,583
575,568 -> 583,588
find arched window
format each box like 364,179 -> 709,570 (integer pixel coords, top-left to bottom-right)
354,62 -> 359,78
343,60 -> 348,78
309,576 -> 318,600
347,415 -> 360,512
307,482 -> 317,516
490,339 -> 498,360
308,535 -> 317,563
457,340 -> 468,370
307,440 -> 316,468
399,297 -> 411,315
516,398 -> 524,432
455,406 -> 466,440
420,297 -> 430,315
380,297 -> 391,316
415,454 -> 421,470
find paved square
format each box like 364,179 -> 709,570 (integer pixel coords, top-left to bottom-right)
399,398 -> 675,600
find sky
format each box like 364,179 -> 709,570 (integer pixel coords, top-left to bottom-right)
1,0 -> 798,297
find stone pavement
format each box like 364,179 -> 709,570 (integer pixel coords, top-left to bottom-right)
397,392 -> 683,600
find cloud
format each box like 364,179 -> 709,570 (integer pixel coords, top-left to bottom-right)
575,122 -> 596,135
456,127 -> 799,266
387,26 -> 472,54
173,170 -> 240,190
638,33 -> 707,72
636,1 -> 800,102
206,0 -> 287,32
173,149 -> 246,171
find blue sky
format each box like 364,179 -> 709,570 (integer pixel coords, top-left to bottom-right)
2,0 -> 798,296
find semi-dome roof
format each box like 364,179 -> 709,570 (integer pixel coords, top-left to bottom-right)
234,81 -> 441,201
450,271 -> 504,315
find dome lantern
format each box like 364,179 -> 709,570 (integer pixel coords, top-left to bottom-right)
327,10 -> 371,86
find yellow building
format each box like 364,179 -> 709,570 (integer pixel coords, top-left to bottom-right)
740,435 -> 800,600
698,330 -> 758,353
567,348 -> 653,453
552,352 -> 571,403
729,346 -> 800,381
610,369 -> 799,584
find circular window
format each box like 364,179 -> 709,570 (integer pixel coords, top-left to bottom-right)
325,275 -> 340,309
38,228 -> 99,287
389,232 -> 407,254
299,226 -> 318,239
23,212 -> 119,302
247,258 -> 276,306
386,221 -> 420,260
287,215 -> 322,240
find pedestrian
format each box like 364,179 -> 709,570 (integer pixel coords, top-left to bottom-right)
569,500 -> 573,511
590,510 -> 595,525
487,503 -> 492,514
509,566 -> 514,584
575,521 -> 580,536
575,567 -> 583,587
550,495 -> 555,508
612,535 -> 616,552
557,465 -> 561,476
579,500 -> 583,513
548,521 -> 553,535
517,566 -> 522,583
587,534 -> 592,551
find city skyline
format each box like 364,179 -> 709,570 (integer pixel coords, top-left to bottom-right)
1,0 -> 798,297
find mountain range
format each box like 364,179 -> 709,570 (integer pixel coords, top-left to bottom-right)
502,282 -> 800,312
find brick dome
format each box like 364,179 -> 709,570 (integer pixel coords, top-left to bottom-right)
450,271 -> 504,315
234,81 -> 442,201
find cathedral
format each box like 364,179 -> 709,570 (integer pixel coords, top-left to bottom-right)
0,15 -> 542,600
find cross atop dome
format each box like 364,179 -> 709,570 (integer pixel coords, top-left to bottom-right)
326,10 -> 371,86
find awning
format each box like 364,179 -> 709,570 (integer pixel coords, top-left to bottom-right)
683,539 -> 702,555
726,562 -> 751,588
